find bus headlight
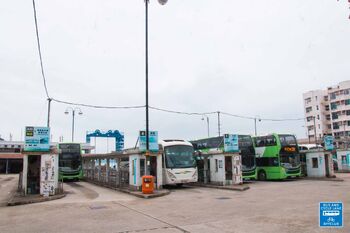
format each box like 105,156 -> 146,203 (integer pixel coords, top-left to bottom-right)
167,171 -> 176,180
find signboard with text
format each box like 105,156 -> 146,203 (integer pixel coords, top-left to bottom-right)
139,131 -> 159,152
324,136 -> 334,151
24,126 -> 50,152
224,134 -> 239,152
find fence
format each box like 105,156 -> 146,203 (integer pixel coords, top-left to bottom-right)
82,157 -> 130,189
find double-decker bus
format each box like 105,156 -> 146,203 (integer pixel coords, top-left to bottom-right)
253,133 -> 301,180
159,140 -> 198,186
190,135 -> 257,180
58,143 -> 83,180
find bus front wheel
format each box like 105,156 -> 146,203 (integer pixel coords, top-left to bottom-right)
258,170 -> 267,181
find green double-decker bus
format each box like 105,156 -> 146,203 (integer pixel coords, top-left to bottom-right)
253,134 -> 301,180
191,135 -> 257,180
58,143 -> 83,180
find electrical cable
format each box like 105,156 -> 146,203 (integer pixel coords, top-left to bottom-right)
52,98 -> 145,109
149,106 -> 217,116
32,0 -> 50,99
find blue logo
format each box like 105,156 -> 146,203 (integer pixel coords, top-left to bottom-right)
320,202 -> 343,228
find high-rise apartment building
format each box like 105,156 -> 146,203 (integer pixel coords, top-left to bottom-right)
303,81 -> 350,143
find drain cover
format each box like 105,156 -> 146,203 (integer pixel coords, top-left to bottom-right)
216,197 -> 231,200
89,205 -> 107,210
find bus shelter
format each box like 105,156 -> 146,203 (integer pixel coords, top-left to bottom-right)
304,149 -> 335,178
21,150 -> 60,196
195,150 -> 242,186
82,149 -> 163,191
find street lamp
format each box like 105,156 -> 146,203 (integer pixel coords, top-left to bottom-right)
144,0 -> 168,175
201,115 -> 210,138
254,116 -> 261,136
64,107 -> 83,142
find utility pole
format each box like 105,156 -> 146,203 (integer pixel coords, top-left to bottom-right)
47,98 -> 52,127
145,0 -> 150,175
217,111 -> 221,137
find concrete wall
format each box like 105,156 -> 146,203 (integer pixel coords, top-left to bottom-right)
40,154 -> 59,196
306,151 -> 326,177
209,154 -> 225,185
336,150 -> 350,171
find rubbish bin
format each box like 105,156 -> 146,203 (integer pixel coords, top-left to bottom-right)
142,175 -> 154,194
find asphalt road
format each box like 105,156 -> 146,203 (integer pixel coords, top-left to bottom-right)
0,174 -> 349,233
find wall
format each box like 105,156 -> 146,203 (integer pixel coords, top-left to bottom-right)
209,154 -> 225,184
306,151 -> 326,177
40,154 -> 59,196
336,150 -> 350,171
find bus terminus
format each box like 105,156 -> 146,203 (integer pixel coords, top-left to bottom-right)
58,143 -> 83,180
159,140 -> 198,185
190,135 -> 257,180
253,133 -> 301,180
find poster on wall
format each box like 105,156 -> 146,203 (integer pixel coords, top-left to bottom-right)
324,136 -> 334,151
24,126 -> 50,152
139,131 -> 159,152
224,134 -> 239,152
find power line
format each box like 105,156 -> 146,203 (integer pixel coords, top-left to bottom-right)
52,98 -> 145,109
149,106 -> 217,116
32,0 -> 50,99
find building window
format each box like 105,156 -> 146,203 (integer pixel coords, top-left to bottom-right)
312,158 -> 318,168
346,99 -> 350,105
324,96 -> 329,101
307,116 -> 313,122
317,115 -> 320,120
315,96 -> 318,101
333,123 -> 340,130
330,93 -> 336,100
345,89 -> 350,95
316,105 -> 319,110
325,105 -> 330,111
306,107 -> 312,113
305,98 -> 311,104
318,124 -> 320,129
332,113 -> 338,120
330,102 -> 337,110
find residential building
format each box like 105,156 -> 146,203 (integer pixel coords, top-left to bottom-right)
302,90 -> 331,143
303,81 -> 350,145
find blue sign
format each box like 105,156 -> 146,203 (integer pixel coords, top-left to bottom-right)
324,136 -> 334,151
24,126 -> 50,152
319,202 -> 343,228
224,134 -> 239,152
139,131 -> 158,152
86,130 -> 124,152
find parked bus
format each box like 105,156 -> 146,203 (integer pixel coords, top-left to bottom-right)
58,143 -> 83,180
159,140 -> 197,186
190,135 -> 257,180
253,134 -> 301,180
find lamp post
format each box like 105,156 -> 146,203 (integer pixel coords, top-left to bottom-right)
144,0 -> 168,175
201,115 -> 210,138
64,107 -> 83,142
254,117 -> 261,136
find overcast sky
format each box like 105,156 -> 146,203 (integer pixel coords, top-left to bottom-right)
1,0 -> 350,149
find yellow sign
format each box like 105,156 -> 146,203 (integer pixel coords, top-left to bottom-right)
284,147 -> 296,152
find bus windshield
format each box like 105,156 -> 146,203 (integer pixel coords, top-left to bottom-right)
59,153 -> 81,170
280,154 -> 301,168
165,145 -> 195,169
239,135 -> 256,170
279,134 -> 297,146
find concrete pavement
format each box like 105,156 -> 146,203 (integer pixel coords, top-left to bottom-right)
0,174 -> 349,232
